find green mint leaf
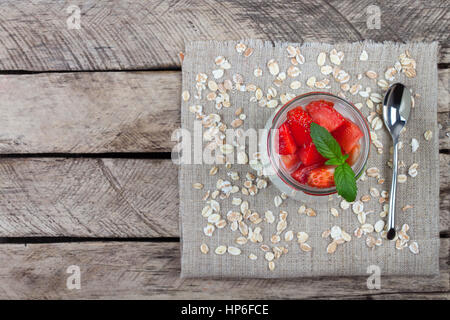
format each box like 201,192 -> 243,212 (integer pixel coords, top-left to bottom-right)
325,158 -> 344,166
334,163 -> 357,202
310,123 -> 345,161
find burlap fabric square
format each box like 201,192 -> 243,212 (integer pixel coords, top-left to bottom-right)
179,40 -> 439,278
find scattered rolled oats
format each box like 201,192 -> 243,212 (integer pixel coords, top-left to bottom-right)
357,212 -> 366,224
366,167 -> 380,178
212,68 -> 224,79
424,130 -> 433,141
361,223 -> 374,233
306,76 -> 316,88
322,229 -> 331,238
298,205 -> 306,215
228,246 -> 241,256
231,118 -> 243,128
409,241 -> 419,254
330,208 -> 339,217
327,241 -> 337,254
398,174 -> 407,183
265,210 -> 275,224
268,261 -> 275,271
215,245 -> 227,255
200,243 -> 209,254
352,201 -> 364,214
317,52 -> 326,66
359,50 -> 368,61
244,47 -> 254,57
297,232 -> 309,243
182,90 -> 190,101
267,59 -> 279,75
253,67 -> 262,77
320,65 -> 333,75
287,65 -> 301,77
330,226 -> 342,240
271,234 -> 281,244
290,80 -> 302,89
402,205 -> 413,212
192,182 -> 204,190
411,138 -> 419,152
374,220 -> 385,233
235,42 -> 246,54
246,253 -> 257,261
340,200 -> 350,210
300,243 -> 312,252
329,49 -> 342,65
366,70 -> 377,79
408,163 -> 418,177
265,251 -> 275,262
385,67 -> 397,81
284,230 -> 294,242
342,231 -> 351,242
237,151 -> 249,164
274,195 -> 282,207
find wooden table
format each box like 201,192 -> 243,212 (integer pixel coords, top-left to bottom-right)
0,0 -> 448,299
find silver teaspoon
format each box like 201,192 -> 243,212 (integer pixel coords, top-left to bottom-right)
382,83 -> 411,240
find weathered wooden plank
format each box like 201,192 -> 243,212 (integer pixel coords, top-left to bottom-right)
0,71 -> 180,153
0,0 -> 447,71
0,158 -> 179,237
0,70 -> 448,154
0,156 -> 448,237
0,239 -> 447,299
438,69 -> 449,112
439,112 -> 450,150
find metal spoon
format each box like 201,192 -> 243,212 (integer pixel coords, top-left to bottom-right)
382,83 -> 411,240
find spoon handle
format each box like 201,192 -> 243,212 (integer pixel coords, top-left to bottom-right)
387,140 -> 399,240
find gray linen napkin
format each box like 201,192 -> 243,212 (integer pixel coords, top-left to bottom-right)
179,40 -> 439,278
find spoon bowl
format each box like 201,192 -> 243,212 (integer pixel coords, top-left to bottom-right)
383,83 -> 411,139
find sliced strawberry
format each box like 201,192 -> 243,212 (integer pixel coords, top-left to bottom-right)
307,166 -> 335,188
298,143 -> 326,166
291,163 -> 322,184
305,100 -> 345,132
332,119 -> 363,154
346,143 -> 361,166
280,153 -> 300,171
286,106 -> 312,146
277,122 -> 297,155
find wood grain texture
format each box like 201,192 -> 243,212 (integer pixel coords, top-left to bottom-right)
0,156 -> 448,237
0,0 -> 448,71
0,70 -> 448,154
0,239 -> 447,299
0,158 -> 178,237
0,71 -> 180,153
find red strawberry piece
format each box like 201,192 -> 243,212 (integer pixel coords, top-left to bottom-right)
305,100 -> 345,132
346,143 -> 361,166
291,163 -> 322,184
298,143 -> 326,166
281,150 -> 301,171
286,106 -> 312,146
331,119 -> 364,154
307,166 -> 336,188
277,122 -> 297,155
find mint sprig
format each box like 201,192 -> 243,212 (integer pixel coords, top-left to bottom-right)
310,123 -> 357,202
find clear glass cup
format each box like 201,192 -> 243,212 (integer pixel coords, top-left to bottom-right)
260,92 -> 371,201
